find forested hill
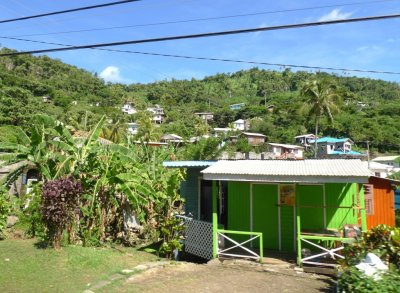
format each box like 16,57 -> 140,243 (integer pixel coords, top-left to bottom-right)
0,48 -> 399,153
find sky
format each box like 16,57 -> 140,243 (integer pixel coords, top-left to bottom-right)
0,0 -> 399,84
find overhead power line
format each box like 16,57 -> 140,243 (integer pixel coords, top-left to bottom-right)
1,13 -> 400,57
5,0 -> 398,38
2,35 -> 400,75
0,0 -> 141,24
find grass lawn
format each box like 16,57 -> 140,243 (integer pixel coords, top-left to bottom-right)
0,238 -> 158,293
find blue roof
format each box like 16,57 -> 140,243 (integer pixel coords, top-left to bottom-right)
316,137 -> 350,143
163,161 -> 216,168
331,150 -> 365,156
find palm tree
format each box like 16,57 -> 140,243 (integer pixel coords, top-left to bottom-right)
301,79 -> 341,158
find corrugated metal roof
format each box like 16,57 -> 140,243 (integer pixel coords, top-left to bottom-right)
201,159 -> 370,183
315,137 -> 350,143
331,150 -> 364,155
241,132 -> 266,137
372,155 -> 400,161
163,161 -> 216,168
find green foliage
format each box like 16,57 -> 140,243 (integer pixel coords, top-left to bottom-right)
180,137 -> 224,160
21,184 -> 46,239
0,186 -> 11,239
339,225 -> 400,292
158,217 -> 185,259
396,210 -> 400,227
342,225 -> 400,269
338,267 -> 400,293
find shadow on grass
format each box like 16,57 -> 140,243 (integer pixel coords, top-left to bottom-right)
137,241 -> 162,256
33,240 -> 50,249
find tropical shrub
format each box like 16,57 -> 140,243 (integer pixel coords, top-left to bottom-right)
159,216 -> 185,259
338,267 -> 400,293
0,186 -> 11,239
22,184 -> 46,239
339,225 -> 400,292
342,225 -> 400,269
41,177 -> 82,249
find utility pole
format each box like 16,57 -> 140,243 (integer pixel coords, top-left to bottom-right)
366,141 -> 370,169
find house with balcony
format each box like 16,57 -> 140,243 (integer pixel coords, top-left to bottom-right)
313,137 -> 363,157
147,105 -> 165,124
295,134 -> 317,147
267,143 -> 304,159
122,103 -> 137,115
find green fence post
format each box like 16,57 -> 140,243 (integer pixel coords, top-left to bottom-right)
259,233 -> 264,263
212,181 -> 218,258
296,204 -> 302,267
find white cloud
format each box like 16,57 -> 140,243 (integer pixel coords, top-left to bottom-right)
357,45 -> 381,51
318,9 -> 353,22
99,66 -> 123,83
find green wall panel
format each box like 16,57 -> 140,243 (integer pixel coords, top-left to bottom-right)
297,185 -> 324,231
280,205 -> 295,252
227,181 -> 250,243
325,183 -> 358,229
252,184 -> 279,250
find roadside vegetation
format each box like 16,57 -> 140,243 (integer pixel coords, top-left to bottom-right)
1,48 -> 400,154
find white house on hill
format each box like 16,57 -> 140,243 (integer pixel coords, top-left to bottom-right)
233,119 -> 247,131
122,103 -> 137,115
268,143 -> 304,159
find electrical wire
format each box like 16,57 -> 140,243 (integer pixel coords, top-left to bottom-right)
5,0 -> 399,38
0,0 -> 141,24
2,35 -> 399,75
1,13 -> 400,57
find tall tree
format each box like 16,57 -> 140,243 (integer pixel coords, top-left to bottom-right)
301,79 -> 341,158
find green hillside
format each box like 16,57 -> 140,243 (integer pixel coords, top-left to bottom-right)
1,48 -> 399,153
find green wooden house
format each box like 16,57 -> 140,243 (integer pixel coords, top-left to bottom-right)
165,159 -> 371,266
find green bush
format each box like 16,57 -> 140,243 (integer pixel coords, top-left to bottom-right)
21,184 -> 46,239
342,225 -> 400,269
396,210 -> 400,227
0,186 -> 11,239
339,225 -> 400,292
158,216 -> 185,259
338,267 -> 400,293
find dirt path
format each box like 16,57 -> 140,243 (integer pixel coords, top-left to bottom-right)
107,261 -> 334,293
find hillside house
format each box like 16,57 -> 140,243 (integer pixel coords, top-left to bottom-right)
295,134 -> 317,147
232,119 -> 248,131
240,132 -> 266,146
313,137 -> 363,156
195,112 -> 214,121
372,155 -> 400,168
42,96 -> 51,103
127,122 -> 138,135
160,134 -> 184,145
122,103 -> 137,115
363,161 -> 394,178
267,143 -> 304,159
147,105 -> 165,124
229,103 -> 245,110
